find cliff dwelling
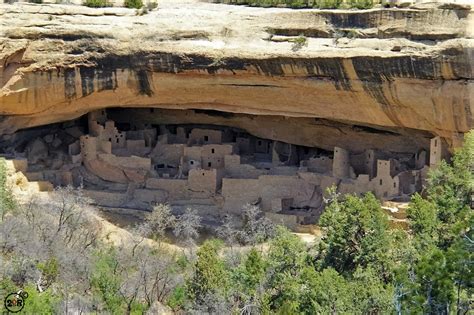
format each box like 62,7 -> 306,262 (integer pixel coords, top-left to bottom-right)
0,0 -> 472,312
0,107 -> 447,229
0,0 -> 471,232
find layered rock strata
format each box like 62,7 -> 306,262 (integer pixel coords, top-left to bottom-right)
0,0 -> 473,151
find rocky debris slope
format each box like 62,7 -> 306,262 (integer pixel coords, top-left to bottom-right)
0,0 -> 473,150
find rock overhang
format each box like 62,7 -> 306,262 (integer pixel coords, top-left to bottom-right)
0,1 -> 473,150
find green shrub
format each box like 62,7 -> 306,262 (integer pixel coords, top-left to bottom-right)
124,0 -> 143,9
0,158 -> 16,221
83,0 -> 109,7
21,284 -> 60,315
348,0 -> 373,9
147,0 -> 157,10
212,0 -> 378,9
314,0 -> 342,9
167,286 -> 186,311
290,35 -> 308,51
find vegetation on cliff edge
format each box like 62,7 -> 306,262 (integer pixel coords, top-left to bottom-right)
212,0 -> 375,9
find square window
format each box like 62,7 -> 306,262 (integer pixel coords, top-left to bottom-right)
204,136 -> 209,142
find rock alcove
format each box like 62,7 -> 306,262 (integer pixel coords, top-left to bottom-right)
0,107 -> 444,229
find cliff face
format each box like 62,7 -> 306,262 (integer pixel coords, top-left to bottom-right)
0,0 -> 473,151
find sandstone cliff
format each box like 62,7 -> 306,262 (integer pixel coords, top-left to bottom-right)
0,0 -> 473,151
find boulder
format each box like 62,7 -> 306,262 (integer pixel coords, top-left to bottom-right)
51,137 -> 62,148
26,138 -> 48,164
43,134 -> 54,143
84,159 -> 128,184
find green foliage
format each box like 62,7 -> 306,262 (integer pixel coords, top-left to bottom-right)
318,191 -> 392,277
264,227 -> 308,310
124,0 -> 143,9
300,267 -> 394,313
22,284 -> 60,314
91,249 -> 124,313
446,235 -> 474,313
407,193 -> 439,249
37,257 -> 59,289
214,0 -> 369,9
347,0 -> 373,9
0,282 -> 59,313
186,239 -> 228,304
314,0 -> 343,9
268,226 -> 307,273
425,132 -> 473,248
83,0 -> 109,8
407,131 -> 474,251
0,158 -> 17,221
130,301 -> 148,314
349,268 -> 394,313
232,248 -> 267,298
300,267 -> 352,313
0,278 -> 17,310
407,248 -> 457,313
290,35 -> 308,51
242,248 -> 266,289
167,286 -> 186,310
0,130 -> 472,314
395,130 -> 474,313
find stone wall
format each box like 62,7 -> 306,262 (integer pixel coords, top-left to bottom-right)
222,178 -> 261,213
126,139 -> 146,154
265,212 -> 300,230
98,153 -> 151,170
184,146 -> 203,162
430,136 -> 449,168
151,143 -> 184,166
222,174 -> 322,213
188,168 -> 221,194
373,160 -> 400,198
304,157 -> 333,174
338,159 -> 403,199
259,175 -> 320,211
297,171 -> 339,192
83,189 -> 127,207
224,155 -> 268,179
201,144 -> 235,170
133,188 -> 167,204
4,158 -> 28,173
188,129 -> 222,145
333,147 -> 350,178
146,178 -> 189,199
